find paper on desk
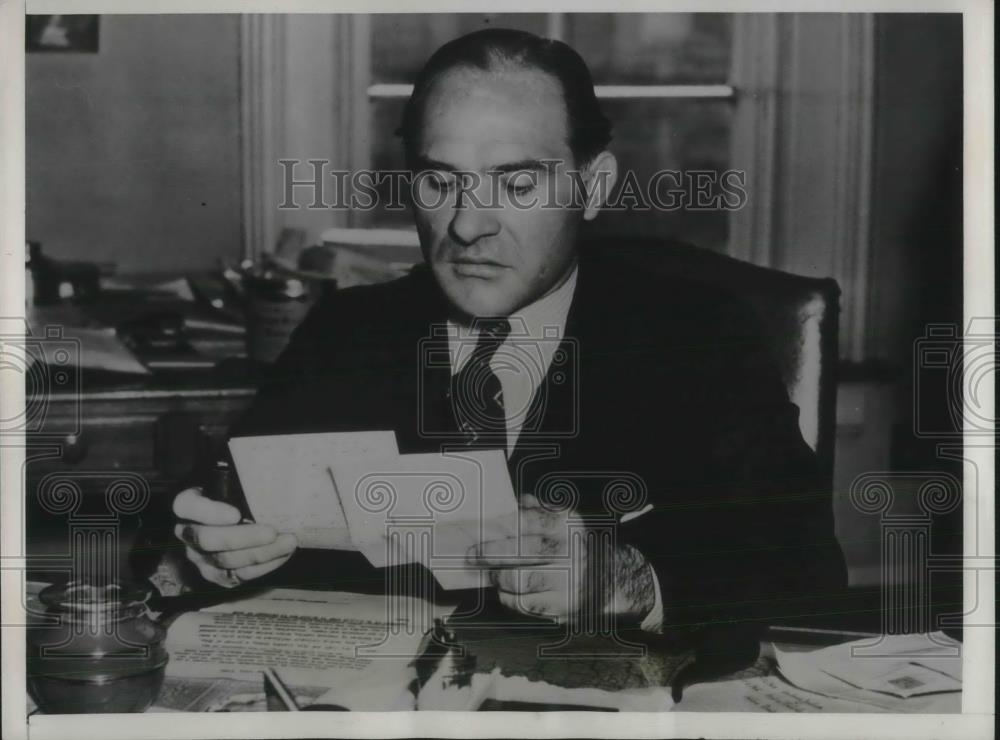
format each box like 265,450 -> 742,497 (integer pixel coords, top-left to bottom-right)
773,632 -> 962,712
678,674 -> 922,713
65,326 -> 152,374
332,449 -> 519,589
165,587 -> 453,708
100,275 -> 196,301
311,660 -> 421,710
416,665 -> 674,711
228,431 -> 398,549
489,672 -> 674,711
24,311 -> 151,375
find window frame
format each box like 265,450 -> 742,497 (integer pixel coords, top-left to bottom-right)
242,12 -> 875,361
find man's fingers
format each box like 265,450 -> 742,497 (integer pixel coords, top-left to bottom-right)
175,522 -> 278,552
518,512 -> 571,537
470,535 -> 568,564
173,487 -> 241,526
231,552 -> 295,583
515,533 -> 569,559
466,536 -> 516,563
497,589 -> 568,621
491,568 -> 557,594
184,545 -> 234,588
214,534 -> 298,570
518,506 -> 573,538
519,492 -> 574,518
469,535 -> 562,566
184,543 -> 211,570
184,542 -> 294,587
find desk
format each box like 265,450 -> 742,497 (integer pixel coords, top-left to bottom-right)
26,635 -> 960,715
24,368 -> 256,584
24,583 -> 962,715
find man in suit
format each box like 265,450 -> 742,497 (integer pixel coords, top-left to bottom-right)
173,29 -> 846,642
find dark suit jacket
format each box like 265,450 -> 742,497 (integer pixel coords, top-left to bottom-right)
225,247 -> 847,639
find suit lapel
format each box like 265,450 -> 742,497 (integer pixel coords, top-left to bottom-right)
507,258 -> 598,477
391,267 -> 463,453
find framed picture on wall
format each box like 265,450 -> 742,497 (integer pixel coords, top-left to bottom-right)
26,15 -> 99,53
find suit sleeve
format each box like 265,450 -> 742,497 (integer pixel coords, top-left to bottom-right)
229,290 -> 343,438
209,290 -> 390,593
622,296 -> 848,640
130,293 -> 344,586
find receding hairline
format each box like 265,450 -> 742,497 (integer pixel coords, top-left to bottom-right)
399,29 -> 613,166
410,60 -> 578,159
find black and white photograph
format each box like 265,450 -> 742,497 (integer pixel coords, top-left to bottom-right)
0,2 -> 993,739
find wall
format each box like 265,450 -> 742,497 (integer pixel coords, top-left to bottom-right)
831,14 -> 963,587
868,14 -> 963,368
26,15 -> 243,273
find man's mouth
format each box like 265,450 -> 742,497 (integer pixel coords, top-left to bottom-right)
450,258 -> 507,278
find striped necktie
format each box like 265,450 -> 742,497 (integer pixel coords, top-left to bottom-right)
450,318 -> 512,448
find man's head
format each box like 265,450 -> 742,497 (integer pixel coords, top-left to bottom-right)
399,29 -> 617,319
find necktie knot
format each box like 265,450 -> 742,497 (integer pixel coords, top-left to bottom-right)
473,317 -> 511,347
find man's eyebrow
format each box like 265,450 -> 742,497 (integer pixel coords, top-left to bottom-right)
411,156 -> 459,172
410,156 -> 556,174
487,159 -> 556,174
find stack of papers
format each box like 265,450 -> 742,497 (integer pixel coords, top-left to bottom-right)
772,632 -> 962,712
677,632 -> 961,713
229,432 -> 519,589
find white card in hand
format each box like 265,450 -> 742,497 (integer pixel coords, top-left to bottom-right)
332,449 -> 518,587
228,431 -> 398,549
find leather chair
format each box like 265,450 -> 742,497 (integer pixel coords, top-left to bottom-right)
303,229 -> 842,482
585,237 -> 841,482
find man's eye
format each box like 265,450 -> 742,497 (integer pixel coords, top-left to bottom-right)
425,171 -> 457,191
504,172 -> 537,195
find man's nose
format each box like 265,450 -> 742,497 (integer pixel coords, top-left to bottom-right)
448,188 -> 501,246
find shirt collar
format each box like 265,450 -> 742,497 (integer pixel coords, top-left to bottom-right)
447,264 -> 579,370
510,264 -> 578,341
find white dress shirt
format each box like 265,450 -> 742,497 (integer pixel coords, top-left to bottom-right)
446,266 -> 578,455
445,265 -> 664,632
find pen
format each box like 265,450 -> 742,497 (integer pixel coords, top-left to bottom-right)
207,459 -> 254,523
262,667 -> 300,711
263,667 -> 350,711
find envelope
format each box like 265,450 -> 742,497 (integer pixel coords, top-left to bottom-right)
228,431 -> 398,548
331,449 -> 518,587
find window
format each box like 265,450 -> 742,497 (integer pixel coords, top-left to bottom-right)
247,13 -> 875,360
362,13 -> 736,252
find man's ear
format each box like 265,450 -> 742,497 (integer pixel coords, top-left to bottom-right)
579,151 -> 618,221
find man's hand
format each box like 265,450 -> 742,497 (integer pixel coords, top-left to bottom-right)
172,487 -> 297,588
468,494 -> 656,625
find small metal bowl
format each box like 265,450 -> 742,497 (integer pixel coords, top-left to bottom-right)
27,580 -> 169,714
28,662 -> 167,714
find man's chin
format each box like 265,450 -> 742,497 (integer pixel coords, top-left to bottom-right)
437,274 -> 521,319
